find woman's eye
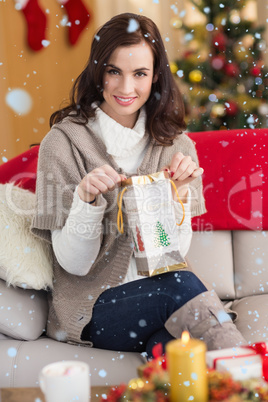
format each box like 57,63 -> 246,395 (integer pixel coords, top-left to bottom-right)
107,69 -> 120,75
135,72 -> 146,77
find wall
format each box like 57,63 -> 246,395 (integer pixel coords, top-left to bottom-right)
1,0 -> 266,163
93,0 -> 180,61
0,0 -> 96,163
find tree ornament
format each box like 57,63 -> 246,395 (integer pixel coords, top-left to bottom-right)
229,9 -> 241,24
211,104 -> 225,118
258,103 -> 268,116
242,34 -> 255,48
224,62 -> 240,77
237,84 -> 246,94
154,221 -> 171,248
183,49 -> 194,59
15,0 -> 47,51
212,32 -> 227,52
169,62 -> 178,75
211,55 -> 225,70
224,100 -> 239,116
57,0 -> 91,45
250,66 -> 262,77
170,18 -> 182,29
189,69 -> 203,83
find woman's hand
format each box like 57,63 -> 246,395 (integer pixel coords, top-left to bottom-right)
162,152 -> 204,202
77,165 -> 126,204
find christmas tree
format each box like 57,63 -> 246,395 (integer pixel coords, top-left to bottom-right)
154,221 -> 171,248
170,0 -> 268,131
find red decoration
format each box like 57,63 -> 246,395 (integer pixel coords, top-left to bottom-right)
224,62 -> 240,77
183,50 -> 195,59
136,226 -> 145,252
211,55 -> 225,70
212,33 -> 227,52
250,66 -> 262,77
152,343 -> 167,370
19,0 -> 47,51
224,100 -> 239,116
59,0 -> 91,45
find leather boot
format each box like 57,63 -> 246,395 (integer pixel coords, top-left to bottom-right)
165,290 -> 247,350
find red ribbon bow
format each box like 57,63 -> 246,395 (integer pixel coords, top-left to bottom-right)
248,342 -> 268,381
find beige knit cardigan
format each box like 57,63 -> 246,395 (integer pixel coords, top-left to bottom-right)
31,117 -> 206,346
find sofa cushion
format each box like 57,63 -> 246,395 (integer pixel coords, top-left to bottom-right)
0,279 -> 48,340
189,128 -> 268,231
232,294 -> 268,344
187,231 -> 235,300
0,183 -> 53,290
0,145 -> 39,193
0,337 -> 146,387
233,231 -> 268,298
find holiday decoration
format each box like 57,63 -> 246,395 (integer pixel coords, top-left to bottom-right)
15,0 -> 91,51
171,0 -> 268,131
189,69 -> 203,83
57,0 -> 91,45
154,221 -> 171,248
117,172 -> 187,276
15,0 -> 47,51
101,342 -> 268,402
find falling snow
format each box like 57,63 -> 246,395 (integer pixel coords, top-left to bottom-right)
127,19 -> 140,33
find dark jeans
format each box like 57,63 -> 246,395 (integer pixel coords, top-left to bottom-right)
81,271 -> 207,358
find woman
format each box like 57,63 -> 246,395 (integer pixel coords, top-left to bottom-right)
31,12 -> 246,357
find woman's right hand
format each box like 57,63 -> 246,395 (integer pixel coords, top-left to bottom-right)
77,165 -> 127,204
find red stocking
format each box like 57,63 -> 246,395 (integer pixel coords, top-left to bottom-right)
19,0 -> 47,51
59,0 -> 91,45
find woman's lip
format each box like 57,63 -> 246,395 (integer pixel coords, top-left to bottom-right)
113,96 -> 136,106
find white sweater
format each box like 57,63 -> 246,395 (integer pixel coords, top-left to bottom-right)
51,106 -> 192,282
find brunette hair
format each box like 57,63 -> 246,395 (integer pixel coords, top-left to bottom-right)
50,13 -> 186,145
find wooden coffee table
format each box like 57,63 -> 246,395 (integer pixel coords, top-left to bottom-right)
0,386 -> 112,401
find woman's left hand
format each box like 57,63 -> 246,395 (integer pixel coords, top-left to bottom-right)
162,152 -> 204,201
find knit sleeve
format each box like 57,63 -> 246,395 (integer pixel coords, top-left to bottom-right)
31,127 -> 83,243
183,133 -> 207,218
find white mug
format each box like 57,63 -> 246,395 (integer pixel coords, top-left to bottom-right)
39,360 -> 90,402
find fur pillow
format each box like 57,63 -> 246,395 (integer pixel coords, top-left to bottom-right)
0,183 -> 53,289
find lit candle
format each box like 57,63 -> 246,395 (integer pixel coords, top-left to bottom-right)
166,331 -> 208,402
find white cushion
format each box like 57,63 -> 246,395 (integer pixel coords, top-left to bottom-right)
233,231 -> 268,298
0,279 -> 48,340
187,231 -> 235,299
0,183 -> 53,290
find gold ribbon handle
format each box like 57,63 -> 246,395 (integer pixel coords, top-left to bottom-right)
169,180 -> 185,226
116,177 -> 186,234
117,187 -> 128,234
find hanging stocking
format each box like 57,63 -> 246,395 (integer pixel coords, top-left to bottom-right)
57,0 -> 91,45
14,0 -> 47,51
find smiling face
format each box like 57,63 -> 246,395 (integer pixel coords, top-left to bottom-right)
100,41 -> 155,128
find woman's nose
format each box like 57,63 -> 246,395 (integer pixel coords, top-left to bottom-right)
119,76 -> 133,94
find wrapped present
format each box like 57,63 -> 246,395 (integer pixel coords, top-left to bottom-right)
206,342 -> 268,381
117,171 -> 187,276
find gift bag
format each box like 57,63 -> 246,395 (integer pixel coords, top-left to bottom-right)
117,171 -> 187,276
